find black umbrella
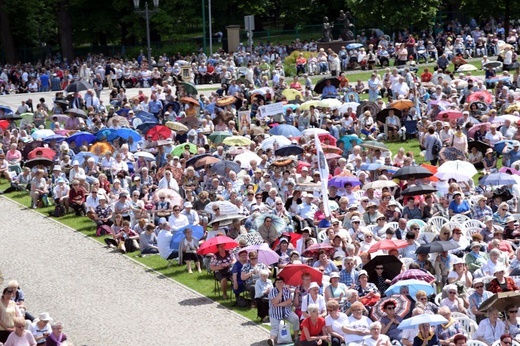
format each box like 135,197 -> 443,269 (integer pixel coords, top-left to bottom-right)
375,108 -> 402,124
314,77 -> 340,94
186,153 -> 214,167
468,140 -> 491,155
401,184 -> 437,196
363,255 -> 403,281
356,101 -> 381,117
54,99 -> 69,106
66,81 -> 93,93
0,115 -> 22,121
275,145 -> 304,156
416,241 -> 459,254
163,102 -> 181,114
66,108 -> 87,119
136,122 -> 156,135
483,61 -> 502,69
393,166 -> 434,180
24,158 -> 54,168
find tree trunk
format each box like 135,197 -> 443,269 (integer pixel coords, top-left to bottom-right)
0,0 -> 17,63
504,0 -> 511,38
57,0 -> 74,62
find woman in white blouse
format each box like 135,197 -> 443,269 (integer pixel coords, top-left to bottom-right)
475,307 -> 506,345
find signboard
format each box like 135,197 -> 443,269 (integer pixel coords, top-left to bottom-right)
238,110 -> 251,132
244,15 -> 255,31
258,102 -> 284,117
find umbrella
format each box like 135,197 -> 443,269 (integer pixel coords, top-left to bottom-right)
362,180 -> 397,190
393,166 -> 433,180
215,96 -> 237,107
0,120 -> 9,131
468,141 -> 491,156
89,142 -> 115,155
457,64 -> 478,72
197,236 -> 239,255
375,108 -> 402,124
369,239 -> 409,252
31,129 -> 55,141
364,255 -> 403,281
269,124 -> 303,137
435,171 -> 473,182
227,147 -> 248,155
66,108 -> 87,119
339,134 -> 363,151
136,123 -> 156,135
283,104 -> 298,113
361,140 -> 389,151
180,81 -> 198,95
179,96 -> 200,106
65,81 -> 93,93
234,151 -> 262,169
222,136 -> 253,146
72,152 -> 99,165
42,134 -> 66,143
432,74 -> 453,86
282,88 -> 303,101
493,115 -> 519,126
467,122 -> 491,138
165,121 -> 189,132
302,243 -> 336,258
470,101 -> 488,112
389,100 -> 414,111
317,134 -> 337,147
210,160 -> 241,175
439,147 -> 466,161
269,157 -> 298,172
478,292 -> 520,312
275,145 -> 304,156
271,232 -> 302,250
208,131 -> 232,144
338,102 -> 360,114
204,201 -> 240,216
436,110 -> 463,121
391,269 -> 436,286
483,61 -> 503,69
151,188 -> 183,207
505,103 -> 520,114
278,264 -> 323,286
27,147 -> 56,160
495,140 -> 516,154
208,214 -> 247,227
467,90 -> 494,104
95,128 -> 119,142
170,225 -> 204,249
416,241 -> 459,254
133,151 -> 155,161
314,77 -> 340,94
135,111 -> 158,124
398,314 -> 448,329
370,295 -> 413,321
243,243 -> 280,265
346,43 -> 363,50
479,172 -> 518,186
171,143 -> 197,157
299,100 -> 321,111
401,184 -> 438,197
438,160 -> 478,178
66,132 -> 96,147
302,128 -> 330,137
253,214 -> 287,234
0,105 -> 13,115
328,175 -> 361,188
320,145 -> 342,155
115,128 -> 141,142
260,135 -> 292,150
235,233 -> 265,247
318,98 -> 342,109
325,153 -> 342,161
356,101 -> 381,117
24,158 -> 54,168
187,154 -> 221,169
147,125 -> 171,141
107,116 -> 130,128
385,279 -> 435,299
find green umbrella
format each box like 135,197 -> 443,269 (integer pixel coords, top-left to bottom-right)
20,112 -> 34,118
180,82 -> 198,95
171,143 -> 197,157
208,131 -> 231,144
361,140 -> 389,151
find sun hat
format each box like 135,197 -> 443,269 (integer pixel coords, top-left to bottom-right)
37,312 -> 53,322
330,272 -> 340,279
159,217 -> 168,225
309,282 -> 320,290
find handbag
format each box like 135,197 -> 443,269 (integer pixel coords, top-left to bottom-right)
277,320 -> 292,344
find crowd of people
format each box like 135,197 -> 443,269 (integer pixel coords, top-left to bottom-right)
4,17 -> 520,346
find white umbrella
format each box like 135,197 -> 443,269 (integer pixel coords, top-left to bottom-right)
234,151 -> 263,169
338,102 -> 360,114
437,160 -> 478,178
260,135 -> 292,151
493,114 -> 520,126
318,98 -> 342,109
204,201 -> 240,216
457,64 -> 478,72
302,128 -> 329,137
435,171 -> 474,182
363,180 -> 398,190
31,129 -> 55,140
433,74 -> 452,85
134,151 -> 156,161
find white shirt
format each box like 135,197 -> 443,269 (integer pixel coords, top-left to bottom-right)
474,318 -> 506,345
157,229 -> 174,259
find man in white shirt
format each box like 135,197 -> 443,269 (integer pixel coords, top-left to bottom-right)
157,218 -> 178,260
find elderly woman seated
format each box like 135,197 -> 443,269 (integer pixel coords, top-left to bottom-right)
435,306 -> 467,345
475,307 -> 506,345
342,301 -> 372,346
440,284 -> 467,314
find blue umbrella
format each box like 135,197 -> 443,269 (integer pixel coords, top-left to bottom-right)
480,172 -> 518,186
346,43 -> 363,50
116,128 -> 141,142
397,314 -> 448,330
328,175 -> 361,188
274,145 -> 304,156
170,225 -> 204,249
360,162 -> 382,171
135,111 -> 158,124
65,131 -> 97,147
495,140 -> 515,154
0,105 -> 13,114
384,279 -> 435,299
283,104 -> 298,112
42,134 -> 66,143
73,151 -> 99,165
95,128 -> 119,142
269,124 -> 303,137
163,102 -> 181,115
339,134 -> 363,151
253,214 -> 286,234
210,160 -> 241,175
136,123 -> 156,135
116,109 -> 131,116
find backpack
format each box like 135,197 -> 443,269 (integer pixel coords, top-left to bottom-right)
432,138 -> 442,156
53,204 -> 65,217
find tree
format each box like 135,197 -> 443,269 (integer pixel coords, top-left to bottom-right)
460,0 -> 520,36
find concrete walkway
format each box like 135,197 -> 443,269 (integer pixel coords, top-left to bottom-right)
0,198 -> 268,345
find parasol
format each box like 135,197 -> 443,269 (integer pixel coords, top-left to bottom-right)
66,108 -> 87,119
180,82 -> 198,95
282,88 -> 303,101
328,175 -> 361,188
436,110 -> 463,121
65,81 -> 93,93
107,116 -> 130,128
208,131 -> 231,144
234,151 -> 263,169
479,172 -> 518,186
278,264 -> 323,286
393,166 -> 433,180
66,131 -> 96,147
95,128 -> 119,142
415,241 -> 459,254
368,239 -> 408,252
115,128 -> 141,142
317,98 -> 342,109
299,100 -> 321,111
362,180 -> 397,190
197,236 -> 238,255
467,90 -> 494,104
338,102 -> 360,114
376,108 -> 402,124
274,145 -> 304,156
361,140 -> 389,151
356,101 -> 381,117
269,157 -> 298,172
215,96 -> 237,107
401,184 -> 438,196
171,143 -> 198,157
210,160 -> 241,175
385,279 -> 435,299
269,124 -> 302,137
302,244 -> 336,258
243,243 -> 280,265
389,100 -> 414,111
439,147 -> 466,161
133,151 -> 155,161
457,64 -> 478,72
165,121 -> 189,132
363,255 -> 404,281
437,160 -> 478,178
391,269 -> 436,285
187,154 -> 221,169
222,136 -> 253,147
179,96 -> 200,107
147,125 -> 172,141
31,129 -> 55,141
253,214 -> 287,234
27,147 -> 56,160
152,188 -> 183,207
24,158 -> 54,168
370,295 -> 412,321
260,135 -> 292,150
313,77 -> 340,94
204,201 -> 240,216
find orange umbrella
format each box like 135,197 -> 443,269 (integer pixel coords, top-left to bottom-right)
89,142 -> 115,155
179,97 -> 200,107
420,163 -> 439,182
216,96 -> 237,107
389,100 -> 414,110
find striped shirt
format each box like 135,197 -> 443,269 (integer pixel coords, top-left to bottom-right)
268,286 -> 292,320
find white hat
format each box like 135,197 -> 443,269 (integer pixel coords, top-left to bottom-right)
72,160 -> 80,166
53,165 -> 62,171
309,282 -> 320,290
184,201 -> 193,208
159,217 -> 168,225
37,312 -> 53,322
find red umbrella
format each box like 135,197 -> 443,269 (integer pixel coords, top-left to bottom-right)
271,232 -> 302,250
467,90 -> 493,104
27,147 -> 56,160
390,269 -> 436,285
320,144 -> 343,154
147,125 -> 172,141
297,161 -> 311,173
0,120 -> 9,131
302,243 -> 335,258
197,236 -> 239,255
369,239 -> 409,252
318,133 -> 337,146
325,153 -> 342,160
420,163 -> 439,182
436,110 -> 463,121
278,263 -> 323,286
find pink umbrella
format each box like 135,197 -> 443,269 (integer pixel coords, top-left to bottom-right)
499,167 -> 520,175
152,188 -> 183,207
325,153 -> 342,160
297,161 -> 311,173
318,133 -> 337,146
436,110 -> 463,121
243,243 -> 280,265
467,122 -> 491,138
467,90 -> 494,104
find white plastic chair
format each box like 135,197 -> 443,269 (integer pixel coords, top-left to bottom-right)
386,222 -> 399,231
434,292 -> 442,306
512,214 -> 520,221
465,227 -> 482,238
451,214 -> 471,225
491,340 -> 520,346
355,190 -> 366,200
365,224 -> 377,235
317,230 -> 328,243
428,216 -> 449,230
455,316 -> 478,338
467,341 -> 489,346
450,312 -> 467,319
464,219 -> 485,229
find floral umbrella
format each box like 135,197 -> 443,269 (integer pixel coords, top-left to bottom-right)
467,90 -> 494,104
439,147 -> 466,161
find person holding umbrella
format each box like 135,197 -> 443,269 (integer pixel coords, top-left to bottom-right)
380,300 -> 403,342
209,243 -> 236,300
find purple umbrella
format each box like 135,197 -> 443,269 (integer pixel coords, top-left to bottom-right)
243,243 -> 280,265
328,175 -> 361,188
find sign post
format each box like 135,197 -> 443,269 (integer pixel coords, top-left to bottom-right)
244,15 -> 255,53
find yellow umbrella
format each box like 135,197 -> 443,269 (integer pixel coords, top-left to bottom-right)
165,121 -> 189,132
389,99 -> 414,110
89,142 -> 115,155
506,103 -> 520,114
300,100 -> 321,110
222,136 -> 253,146
282,88 -> 303,101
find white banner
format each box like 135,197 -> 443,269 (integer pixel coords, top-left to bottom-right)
314,130 -> 331,217
258,102 -> 284,117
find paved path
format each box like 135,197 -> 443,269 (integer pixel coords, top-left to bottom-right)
0,198 -> 268,345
